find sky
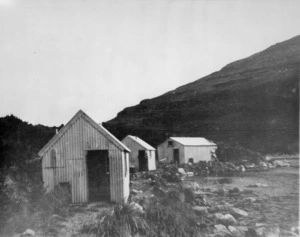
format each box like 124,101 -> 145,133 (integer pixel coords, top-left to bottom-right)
0,0 -> 299,126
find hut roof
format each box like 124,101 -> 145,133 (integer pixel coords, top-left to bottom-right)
124,135 -> 156,150
38,110 -> 130,157
170,137 -> 217,146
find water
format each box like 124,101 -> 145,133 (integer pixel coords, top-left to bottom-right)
188,168 -> 299,229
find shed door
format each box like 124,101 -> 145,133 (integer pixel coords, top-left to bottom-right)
86,150 -> 110,201
174,149 -> 179,165
138,150 -> 148,171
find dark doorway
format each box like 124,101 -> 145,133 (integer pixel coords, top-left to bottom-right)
174,149 -> 179,165
138,150 -> 148,171
86,150 -> 110,202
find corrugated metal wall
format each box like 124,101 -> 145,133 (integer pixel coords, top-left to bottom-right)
122,137 -> 156,171
184,146 -> 217,163
41,114 -> 129,203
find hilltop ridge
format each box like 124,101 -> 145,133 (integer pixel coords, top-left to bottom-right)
104,36 -> 300,154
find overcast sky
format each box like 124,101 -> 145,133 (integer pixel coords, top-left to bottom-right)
0,0 -> 299,126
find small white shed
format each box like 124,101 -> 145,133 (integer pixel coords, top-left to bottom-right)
122,135 -> 156,171
157,137 -> 217,164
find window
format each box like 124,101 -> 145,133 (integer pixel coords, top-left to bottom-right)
50,149 -> 56,167
168,141 -> 173,147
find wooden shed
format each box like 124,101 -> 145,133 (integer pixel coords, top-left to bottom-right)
122,135 -> 156,171
157,137 -> 217,164
38,110 -> 130,204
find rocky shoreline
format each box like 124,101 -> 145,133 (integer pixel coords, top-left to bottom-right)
128,160 -> 298,237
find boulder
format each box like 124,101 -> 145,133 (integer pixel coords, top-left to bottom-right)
214,224 -> 232,237
129,202 -> 144,213
228,207 -> 248,218
20,229 -> 35,237
229,187 -> 243,194
228,226 -> 245,237
215,187 -> 227,196
247,183 -> 269,188
187,171 -> 194,176
214,213 -> 237,226
240,165 -> 246,172
182,181 -> 200,192
193,206 -> 209,215
221,214 -> 237,226
209,204 -> 233,213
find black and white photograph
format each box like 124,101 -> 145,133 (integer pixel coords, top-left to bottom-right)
0,0 -> 299,236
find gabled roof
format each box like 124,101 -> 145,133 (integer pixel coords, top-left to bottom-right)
170,137 -> 217,146
123,135 -> 156,150
38,110 -> 130,157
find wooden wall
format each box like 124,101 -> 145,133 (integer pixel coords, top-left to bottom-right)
41,113 -> 129,203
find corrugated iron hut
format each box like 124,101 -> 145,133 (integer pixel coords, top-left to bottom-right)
38,110 -> 130,204
157,137 -> 217,164
122,135 -> 156,171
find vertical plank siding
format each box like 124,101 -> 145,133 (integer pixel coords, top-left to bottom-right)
41,113 -> 129,203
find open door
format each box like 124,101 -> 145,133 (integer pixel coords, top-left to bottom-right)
173,149 -> 179,165
138,150 -> 148,171
86,150 -> 110,202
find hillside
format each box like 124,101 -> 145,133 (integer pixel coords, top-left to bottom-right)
0,115 -> 61,170
104,36 -> 300,154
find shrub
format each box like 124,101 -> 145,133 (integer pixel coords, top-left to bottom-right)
216,142 -> 265,164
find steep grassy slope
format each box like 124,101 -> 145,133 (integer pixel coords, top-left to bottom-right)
104,36 -> 300,154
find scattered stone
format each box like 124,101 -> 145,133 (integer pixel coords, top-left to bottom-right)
178,168 -> 186,175
291,226 -> 300,235
131,189 -> 143,195
20,229 -> 35,237
273,160 -> 290,167
245,197 -> 256,203
259,161 -> 268,167
245,163 -> 255,168
281,230 -> 299,237
187,171 -> 194,176
240,165 -> 246,172
255,224 -> 280,237
247,183 -> 269,188
193,206 -> 209,215
195,197 -> 207,206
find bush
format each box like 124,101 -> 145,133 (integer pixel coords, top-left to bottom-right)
216,142 -> 265,164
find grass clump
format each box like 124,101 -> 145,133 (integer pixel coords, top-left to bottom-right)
83,192 -> 202,237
